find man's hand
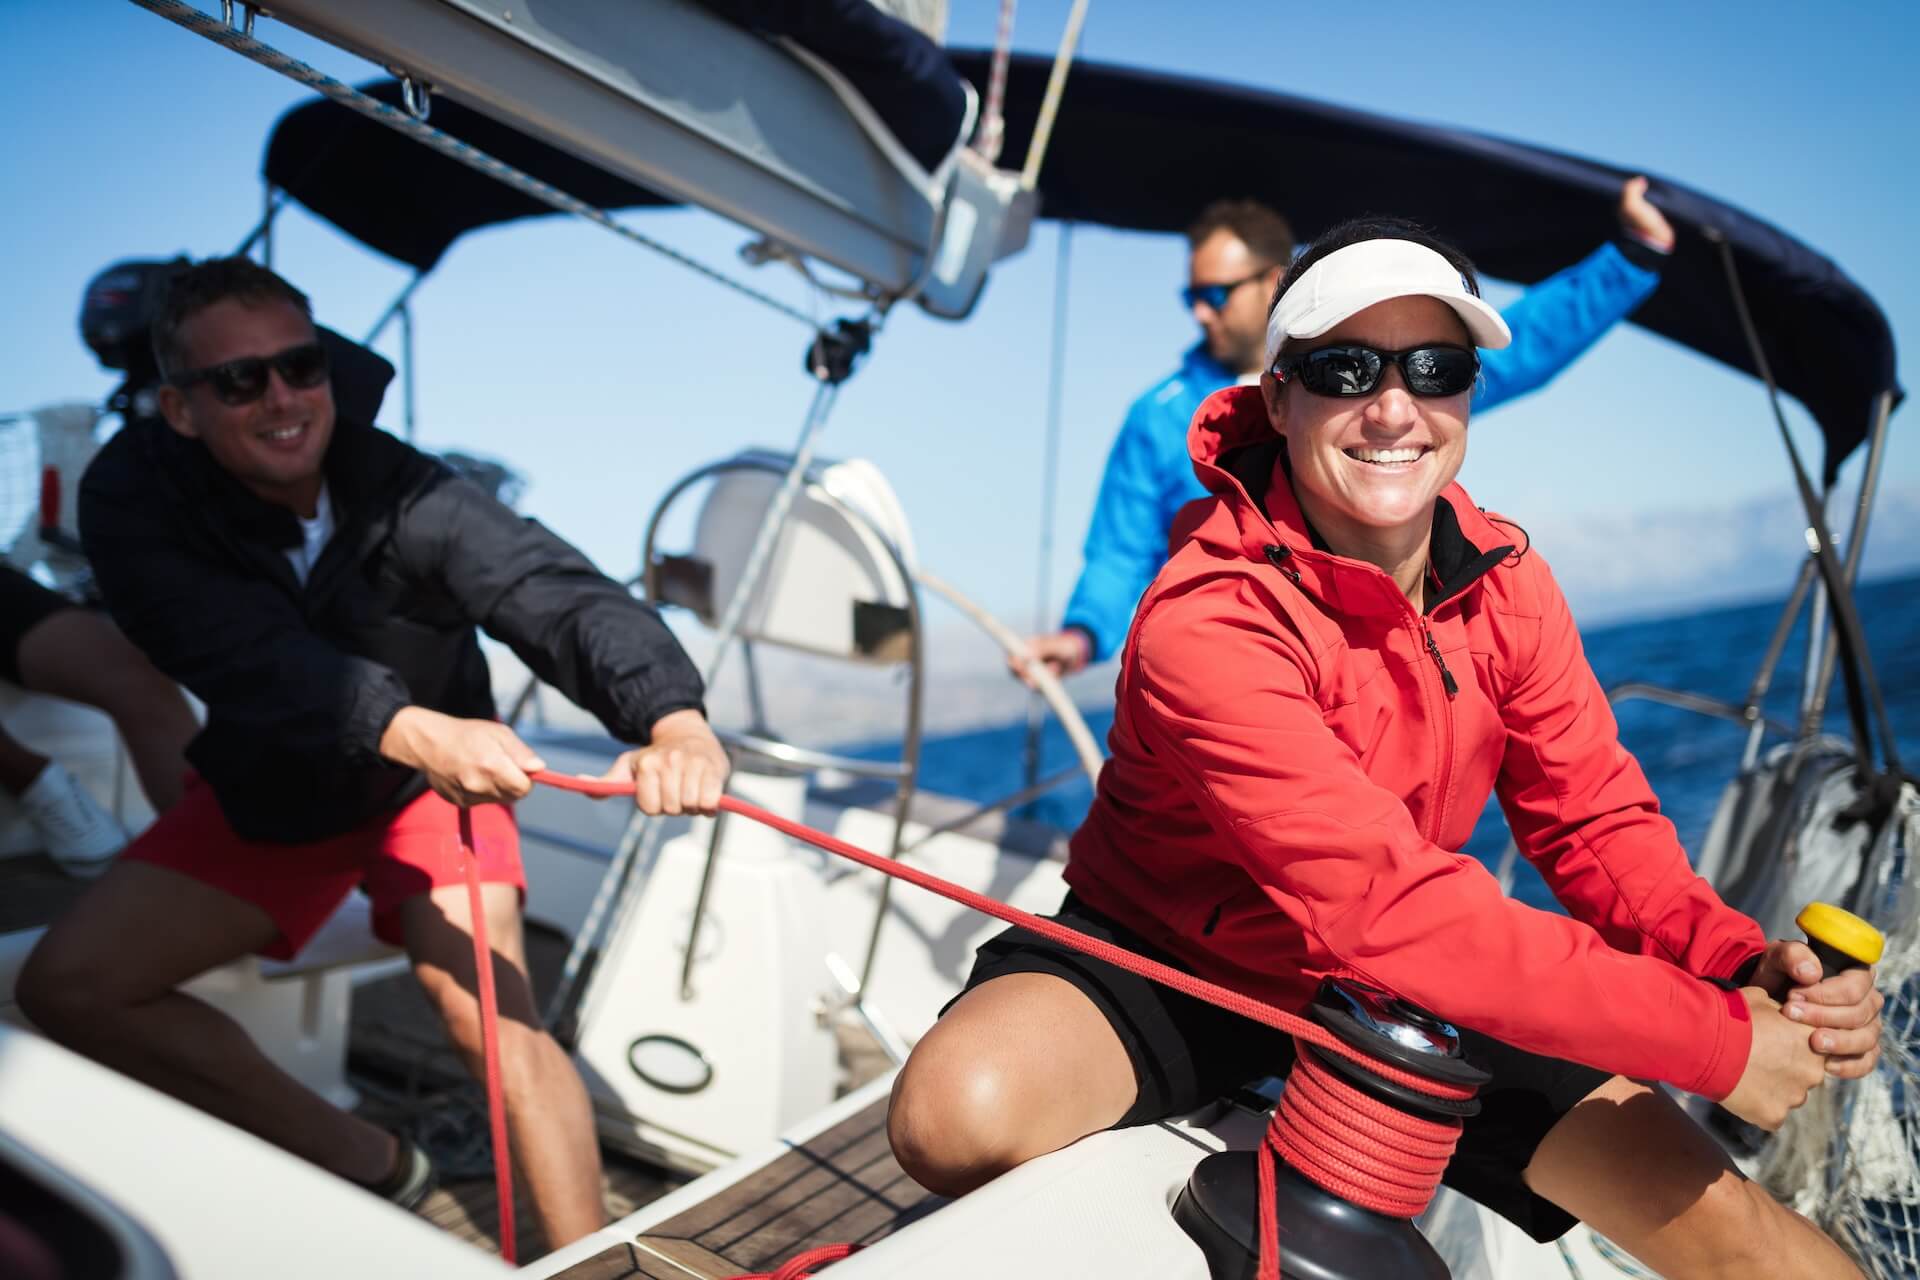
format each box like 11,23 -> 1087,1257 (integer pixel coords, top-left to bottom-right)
379,706 -> 545,807
1749,939 -> 1885,1080
1720,987 -> 1834,1130
1617,176 -> 1676,253
1007,630 -> 1091,688
602,708 -> 729,816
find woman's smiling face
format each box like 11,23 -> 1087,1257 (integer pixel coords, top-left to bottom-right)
1261,295 -> 1474,542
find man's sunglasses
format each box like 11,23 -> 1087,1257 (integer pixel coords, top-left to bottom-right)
169,342 -> 330,407
1181,267 -> 1272,313
1272,344 -> 1480,398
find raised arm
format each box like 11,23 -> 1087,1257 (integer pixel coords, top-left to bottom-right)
1475,177 -> 1675,411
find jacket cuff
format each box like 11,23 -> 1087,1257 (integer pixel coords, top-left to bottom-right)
1691,984 -> 1753,1101
1709,950 -> 1766,989
644,700 -> 708,739
1061,615 -> 1112,663
1064,624 -> 1097,666
1613,232 -> 1671,274
346,681 -> 412,766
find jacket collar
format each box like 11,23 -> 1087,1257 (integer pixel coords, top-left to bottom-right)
1187,385 -> 1515,618
145,416 -> 409,544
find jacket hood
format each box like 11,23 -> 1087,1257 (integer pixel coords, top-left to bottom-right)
1180,385 -> 1517,619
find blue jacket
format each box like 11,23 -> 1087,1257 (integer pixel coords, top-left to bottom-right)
1062,239 -> 1662,660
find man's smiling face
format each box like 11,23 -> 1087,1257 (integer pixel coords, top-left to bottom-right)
159,297 -> 334,515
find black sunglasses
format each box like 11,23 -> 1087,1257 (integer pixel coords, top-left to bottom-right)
1273,343 -> 1479,398
1181,266 -> 1273,313
169,342 -> 330,406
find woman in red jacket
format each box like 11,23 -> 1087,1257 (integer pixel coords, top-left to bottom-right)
889,218 -> 1882,1276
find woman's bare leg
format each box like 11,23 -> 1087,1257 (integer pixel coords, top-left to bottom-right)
1524,1076 -> 1860,1279
887,972 -> 1137,1197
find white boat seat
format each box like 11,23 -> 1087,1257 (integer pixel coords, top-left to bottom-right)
264,0 -> 1035,318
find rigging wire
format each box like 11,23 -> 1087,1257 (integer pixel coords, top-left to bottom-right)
972,0 -> 1017,164
1710,231 -> 1902,778
1022,222 -> 1078,800
129,0 -> 824,333
1020,0 -> 1091,190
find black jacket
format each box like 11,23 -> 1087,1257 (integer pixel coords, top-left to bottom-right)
80,417 -> 705,843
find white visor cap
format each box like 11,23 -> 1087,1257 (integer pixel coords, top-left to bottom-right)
1263,238 -> 1513,368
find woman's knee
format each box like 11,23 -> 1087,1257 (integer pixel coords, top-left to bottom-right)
888,1028 -> 1086,1197
888,1052 -> 1014,1196
1681,1174 -> 1815,1276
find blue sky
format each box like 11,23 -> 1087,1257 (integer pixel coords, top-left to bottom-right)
4,1 -> 1915,634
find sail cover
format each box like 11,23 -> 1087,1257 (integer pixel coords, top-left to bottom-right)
263,53 -> 1898,481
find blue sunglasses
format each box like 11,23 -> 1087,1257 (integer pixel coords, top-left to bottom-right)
1181,266 -> 1273,313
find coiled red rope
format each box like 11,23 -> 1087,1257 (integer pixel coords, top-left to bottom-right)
525,772 -> 1476,1280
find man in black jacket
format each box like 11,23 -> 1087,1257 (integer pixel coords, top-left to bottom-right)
19,257 -> 728,1248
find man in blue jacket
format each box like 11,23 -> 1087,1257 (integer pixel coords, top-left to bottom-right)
1019,177 -> 1676,679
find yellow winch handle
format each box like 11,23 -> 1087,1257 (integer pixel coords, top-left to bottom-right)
1796,902 -> 1885,977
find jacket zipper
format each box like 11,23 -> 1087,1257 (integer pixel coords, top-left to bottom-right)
1420,618 -> 1459,698
1418,615 -> 1458,845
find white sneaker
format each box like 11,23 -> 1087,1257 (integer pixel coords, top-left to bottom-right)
20,762 -> 128,878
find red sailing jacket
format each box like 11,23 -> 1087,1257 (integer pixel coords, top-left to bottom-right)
1065,386 -> 1764,1101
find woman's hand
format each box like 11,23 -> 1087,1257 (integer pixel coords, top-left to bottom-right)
602,708 -> 729,816
1749,939 -> 1885,1079
379,706 -> 545,806
1720,987 -> 1833,1130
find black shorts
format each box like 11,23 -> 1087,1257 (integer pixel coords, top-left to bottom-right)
955,893 -> 1610,1243
0,566 -> 75,685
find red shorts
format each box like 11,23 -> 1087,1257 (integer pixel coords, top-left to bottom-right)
123,773 -> 525,961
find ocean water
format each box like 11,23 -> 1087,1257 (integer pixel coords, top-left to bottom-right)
853,571 -> 1920,914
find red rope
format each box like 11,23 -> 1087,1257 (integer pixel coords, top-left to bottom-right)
458,807 -> 516,1265
531,773 -> 1473,1280
734,1243 -> 864,1279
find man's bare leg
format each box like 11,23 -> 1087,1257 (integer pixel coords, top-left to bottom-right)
401,883 -> 604,1250
16,610 -> 198,812
17,861 -> 396,1183
887,972 -> 1138,1196
1525,1075 -> 1860,1279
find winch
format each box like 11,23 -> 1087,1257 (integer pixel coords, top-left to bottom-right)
1172,979 -> 1490,1280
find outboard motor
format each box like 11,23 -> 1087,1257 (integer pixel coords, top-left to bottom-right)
78,257 -> 190,426
1173,980 -> 1490,1280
